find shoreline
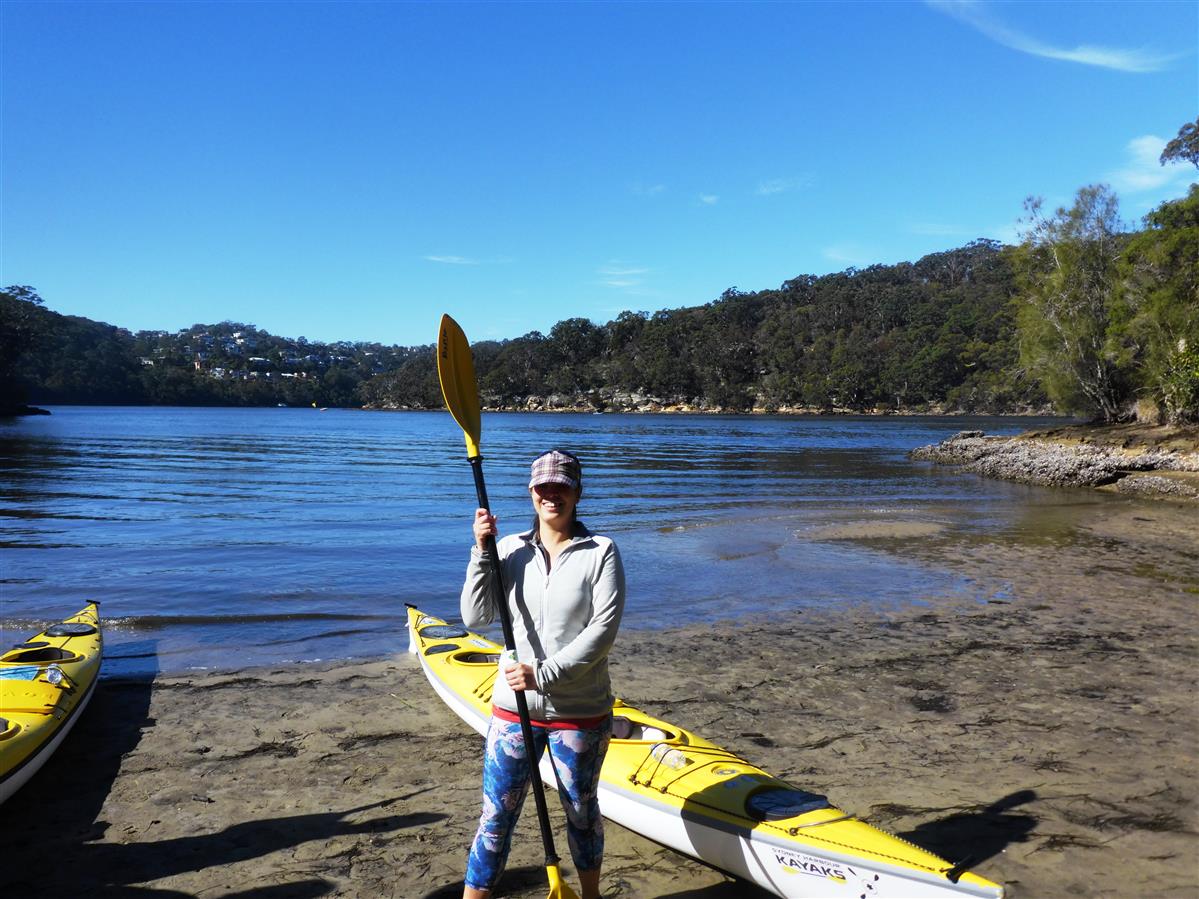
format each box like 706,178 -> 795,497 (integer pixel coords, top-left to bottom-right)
912,423 -> 1199,502
4,499 -> 1196,898
367,402 -> 1059,416
17,400 -> 1060,417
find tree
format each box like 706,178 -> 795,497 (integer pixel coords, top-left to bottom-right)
546,318 -> 602,393
1118,184 -> 1199,422
1160,117 -> 1199,169
603,311 -> 648,387
636,312 -> 701,400
755,303 -> 811,407
357,351 -> 441,408
33,314 -> 145,403
1011,186 -> 1130,421
0,285 -> 48,411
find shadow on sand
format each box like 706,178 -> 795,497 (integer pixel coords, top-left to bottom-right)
900,789 -> 1038,880
1,643 -> 159,844
0,643 -> 447,896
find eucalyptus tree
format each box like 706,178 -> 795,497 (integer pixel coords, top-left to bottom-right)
1160,117 -> 1199,169
1012,186 -> 1130,421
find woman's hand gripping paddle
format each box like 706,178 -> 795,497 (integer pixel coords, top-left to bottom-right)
437,314 -> 581,899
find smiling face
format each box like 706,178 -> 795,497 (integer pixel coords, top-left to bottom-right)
529,481 -> 580,529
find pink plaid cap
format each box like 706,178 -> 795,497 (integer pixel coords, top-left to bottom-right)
528,450 -> 581,490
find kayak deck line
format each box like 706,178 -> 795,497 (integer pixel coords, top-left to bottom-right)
405,606 -> 1004,898
623,735 -> 960,879
626,737 -> 966,877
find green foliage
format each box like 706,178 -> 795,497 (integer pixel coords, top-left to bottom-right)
1160,116 -> 1199,169
433,240 -> 1036,413
546,318 -> 603,393
6,301 -> 430,408
1158,342 -> 1199,421
9,239 -> 1049,413
34,313 -> 146,403
1011,186 -> 1129,421
1117,184 -> 1199,422
1010,179 -> 1198,423
357,352 -> 442,408
479,331 -> 551,404
0,285 -> 47,410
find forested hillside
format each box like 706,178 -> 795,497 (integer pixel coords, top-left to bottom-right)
3,176 -> 1195,422
0,299 -> 424,411
2,239 -> 1038,415
362,238 -> 1037,414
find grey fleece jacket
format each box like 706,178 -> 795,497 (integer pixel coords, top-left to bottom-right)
460,522 -> 625,720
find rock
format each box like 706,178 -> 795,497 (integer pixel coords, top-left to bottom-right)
910,428 -> 1199,501
1114,472 -> 1199,500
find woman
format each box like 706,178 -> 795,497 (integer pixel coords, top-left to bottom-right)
460,449 -> 625,899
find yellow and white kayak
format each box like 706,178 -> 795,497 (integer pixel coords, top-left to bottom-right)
406,605 -> 1003,898
0,602 -> 103,805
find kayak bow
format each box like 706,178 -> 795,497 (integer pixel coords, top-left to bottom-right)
0,602 -> 103,805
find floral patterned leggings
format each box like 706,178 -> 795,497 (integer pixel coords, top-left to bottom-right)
465,713 -> 612,892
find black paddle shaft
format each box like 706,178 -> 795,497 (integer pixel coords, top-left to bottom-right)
469,455 -> 561,868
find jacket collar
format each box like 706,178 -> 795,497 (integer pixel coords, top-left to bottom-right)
519,520 -> 595,548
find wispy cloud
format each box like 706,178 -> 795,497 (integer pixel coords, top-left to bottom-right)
927,0 -> 1174,73
423,254 -> 514,266
631,182 -> 667,197
1107,134 -> 1194,193
597,262 -> 652,292
755,175 -> 813,196
424,255 -> 479,265
698,194 -> 719,206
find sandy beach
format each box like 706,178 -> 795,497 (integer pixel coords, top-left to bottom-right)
3,497 -> 1196,898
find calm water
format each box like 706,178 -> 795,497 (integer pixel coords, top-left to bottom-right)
1,406 -> 1077,677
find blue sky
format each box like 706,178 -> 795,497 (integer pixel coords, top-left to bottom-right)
2,1 -> 1195,347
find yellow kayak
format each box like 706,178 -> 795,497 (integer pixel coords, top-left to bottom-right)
0,602 -> 103,804
406,605 -> 1003,898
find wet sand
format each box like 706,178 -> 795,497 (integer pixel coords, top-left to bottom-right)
3,498 -> 1196,898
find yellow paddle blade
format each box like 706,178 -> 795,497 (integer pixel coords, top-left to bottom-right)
545,864 -> 581,899
437,314 -> 482,458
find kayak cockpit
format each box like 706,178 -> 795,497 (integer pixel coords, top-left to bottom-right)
1,647 -> 83,665
453,651 -> 500,665
612,716 -> 674,743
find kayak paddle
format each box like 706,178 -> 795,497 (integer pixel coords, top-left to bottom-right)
436,313 -> 581,899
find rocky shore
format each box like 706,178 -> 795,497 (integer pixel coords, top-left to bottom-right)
370,392 -> 1052,416
911,423 -> 1199,501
